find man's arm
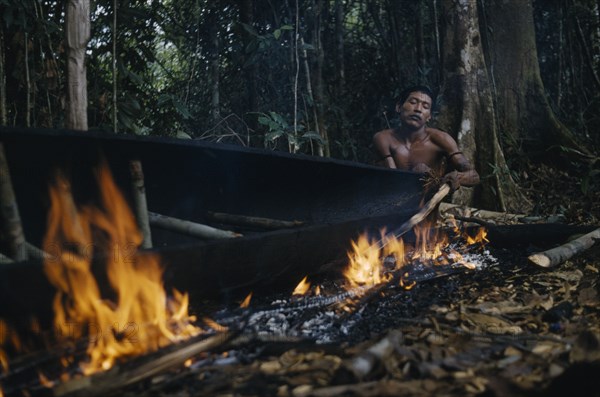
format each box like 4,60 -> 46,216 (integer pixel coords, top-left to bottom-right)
372,130 -> 397,169
431,130 -> 480,189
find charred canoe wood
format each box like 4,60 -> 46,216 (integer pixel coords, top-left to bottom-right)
0,142 -> 27,261
205,211 -> 304,230
528,227 -> 600,268
148,211 -> 241,240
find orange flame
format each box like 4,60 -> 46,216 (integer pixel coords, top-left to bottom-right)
292,276 -> 311,296
240,292 -> 253,308
344,221 -> 489,289
42,164 -> 199,375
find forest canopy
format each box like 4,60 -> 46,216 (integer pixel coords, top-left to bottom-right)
0,0 -> 599,212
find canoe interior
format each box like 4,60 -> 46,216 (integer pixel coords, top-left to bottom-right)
0,127 -> 426,325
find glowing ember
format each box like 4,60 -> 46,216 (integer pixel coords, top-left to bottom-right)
344,222 -> 489,289
42,163 -> 199,376
292,276 -> 311,296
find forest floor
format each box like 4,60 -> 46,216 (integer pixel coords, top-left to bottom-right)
7,161 -> 599,397
106,163 -> 600,397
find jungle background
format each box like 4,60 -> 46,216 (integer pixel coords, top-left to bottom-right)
0,0 -> 599,219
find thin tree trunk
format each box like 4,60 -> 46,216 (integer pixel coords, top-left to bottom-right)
112,0 -> 118,132
335,0 -> 345,91
433,0 -> 442,82
415,0 -> 425,75
129,160 -> 152,249
209,6 -> 220,123
239,0 -> 258,129
24,33 -> 30,127
0,29 -> 6,126
65,0 -> 90,131
557,2 -> 563,109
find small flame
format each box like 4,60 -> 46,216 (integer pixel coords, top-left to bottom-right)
42,163 -> 199,376
344,221 -> 489,289
240,292 -> 253,308
203,317 -> 228,332
292,276 -> 311,296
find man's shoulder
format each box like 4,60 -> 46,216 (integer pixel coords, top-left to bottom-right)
426,127 -> 456,143
373,128 -> 395,141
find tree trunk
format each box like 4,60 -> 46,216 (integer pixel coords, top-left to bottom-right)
335,0 -> 345,91
438,0 -> 530,213
65,0 -> 90,131
485,0 -> 589,159
209,5 -> 220,123
0,28 -> 6,126
415,0 -> 426,75
239,0 -> 258,127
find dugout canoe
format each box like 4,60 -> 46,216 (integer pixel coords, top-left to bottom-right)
0,126 -> 425,322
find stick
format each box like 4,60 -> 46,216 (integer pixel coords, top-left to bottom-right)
0,251 -> 13,264
528,227 -> 600,268
205,211 -> 304,230
54,331 -> 233,397
148,212 -> 241,240
24,241 -> 52,261
129,160 -> 152,249
0,142 -> 27,261
388,184 -> 450,241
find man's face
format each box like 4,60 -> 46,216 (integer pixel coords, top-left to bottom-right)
396,91 -> 432,129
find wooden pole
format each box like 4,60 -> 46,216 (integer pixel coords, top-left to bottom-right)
0,143 -> 27,261
129,160 -> 152,249
205,211 -> 303,230
528,227 -> 600,268
148,212 -> 241,240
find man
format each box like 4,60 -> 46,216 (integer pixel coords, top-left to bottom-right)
373,86 -> 480,191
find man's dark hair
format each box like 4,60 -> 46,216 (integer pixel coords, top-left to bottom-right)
396,85 -> 436,108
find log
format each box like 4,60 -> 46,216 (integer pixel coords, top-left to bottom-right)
129,160 -> 153,249
148,211 -> 241,240
439,202 -> 527,224
205,211 -> 304,230
24,242 -> 51,261
0,142 -> 27,261
528,227 -> 600,268
0,251 -> 13,264
54,331 -> 233,397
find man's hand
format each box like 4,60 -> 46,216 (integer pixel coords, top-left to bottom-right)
441,170 -> 460,191
411,163 -> 431,173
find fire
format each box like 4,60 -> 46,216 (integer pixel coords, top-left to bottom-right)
42,163 -> 199,375
292,276 -> 311,296
344,222 -> 489,289
240,292 -> 253,308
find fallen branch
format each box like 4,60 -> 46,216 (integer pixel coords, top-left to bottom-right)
24,241 -> 51,261
528,227 -> 600,268
205,211 -> 303,230
0,251 -> 13,264
54,331 -> 234,397
148,211 -> 241,239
